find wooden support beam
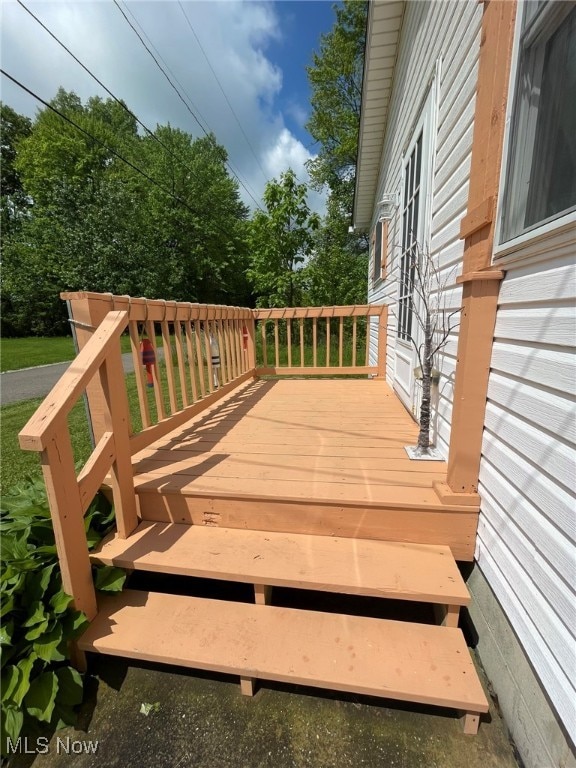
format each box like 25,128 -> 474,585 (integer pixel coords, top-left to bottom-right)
461,712 -> 481,735
447,0 -> 517,494
240,676 -> 256,697
254,584 -> 273,606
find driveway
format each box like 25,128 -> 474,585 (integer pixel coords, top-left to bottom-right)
1,353 -> 138,406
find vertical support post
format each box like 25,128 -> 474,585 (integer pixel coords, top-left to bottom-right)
377,307 -> 388,378
460,712 -> 480,735
41,433 -> 98,621
99,356 -> 138,539
240,677 -> 256,697
446,0 -> 516,494
254,584 -> 272,605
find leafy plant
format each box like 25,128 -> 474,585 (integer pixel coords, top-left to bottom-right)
0,475 -> 126,755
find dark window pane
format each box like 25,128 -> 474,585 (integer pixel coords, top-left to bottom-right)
525,7 -> 576,227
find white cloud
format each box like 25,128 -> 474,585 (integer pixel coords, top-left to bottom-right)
0,0 -> 326,215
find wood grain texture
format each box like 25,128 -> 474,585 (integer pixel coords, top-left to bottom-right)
131,378 -> 479,559
91,522 -> 470,605
79,589 -> 489,715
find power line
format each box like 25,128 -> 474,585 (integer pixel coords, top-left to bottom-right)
0,68 -> 244,242
113,0 -> 264,210
15,0 -> 249,233
177,1 -> 269,186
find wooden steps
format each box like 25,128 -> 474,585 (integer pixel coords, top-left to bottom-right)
91,523 -> 469,623
127,378 -> 480,561
133,489 -> 477,562
78,589 -> 489,733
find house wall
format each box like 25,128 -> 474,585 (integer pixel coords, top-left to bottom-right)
474,234 -> 576,755
367,0 -> 482,457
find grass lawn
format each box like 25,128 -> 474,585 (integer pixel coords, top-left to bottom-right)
1,332 -> 369,495
1,335 -> 134,372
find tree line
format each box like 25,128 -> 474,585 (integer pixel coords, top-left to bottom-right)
1,1 -> 368,337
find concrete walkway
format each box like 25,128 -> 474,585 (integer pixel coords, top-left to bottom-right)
10,651 -> 520,768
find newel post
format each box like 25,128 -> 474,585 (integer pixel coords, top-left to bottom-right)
41,432 -> 98,621
99,353 -> 139,539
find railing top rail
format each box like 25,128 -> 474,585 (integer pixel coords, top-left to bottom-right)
19,310 -> 128,452
253,305 -> 386,319
61,292 -> 253,322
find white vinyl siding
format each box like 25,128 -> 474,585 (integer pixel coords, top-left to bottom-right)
368,0 -> 481,448
478,251 -> 576,743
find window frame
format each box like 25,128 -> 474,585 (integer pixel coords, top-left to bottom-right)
495,0 -> 576,256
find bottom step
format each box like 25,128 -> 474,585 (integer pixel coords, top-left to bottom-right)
78,589 -> 488,732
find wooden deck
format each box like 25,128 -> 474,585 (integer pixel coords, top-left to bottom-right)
132,378 -> 479,560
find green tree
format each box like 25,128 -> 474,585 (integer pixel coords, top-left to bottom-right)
306,0 -> 367,195
1,104 -> 33,335
1,90 -> 252,335
303,193 -> 368,307
304,1 -> 369,307
248,169 -> 320,307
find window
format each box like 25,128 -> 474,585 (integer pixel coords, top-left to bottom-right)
398,133 -> 422,342
372,219 -> 388,281
501,2 -> 576,242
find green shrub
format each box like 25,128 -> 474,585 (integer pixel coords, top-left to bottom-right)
0,476 -> 125,754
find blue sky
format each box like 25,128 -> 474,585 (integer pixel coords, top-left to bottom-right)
0,0 -> 339,212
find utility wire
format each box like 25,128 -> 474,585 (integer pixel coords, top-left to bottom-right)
0,68 -> 243,241
113,0 -> 264,210
177,0 -> 269,186
118,0 -> 265,210
15,0 -> 250,233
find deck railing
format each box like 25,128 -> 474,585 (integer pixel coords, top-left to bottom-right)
62,292 -> 256,456
253,305 -> 387,377
18,311 -> 137,620
18,292 -> 388,622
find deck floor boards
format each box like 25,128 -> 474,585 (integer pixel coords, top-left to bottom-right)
133,379 -> 448,509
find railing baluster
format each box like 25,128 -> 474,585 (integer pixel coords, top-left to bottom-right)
326,317 -> 331,367
287,318 -> 292,368
299,318 -> 305,367
352,317 -> 358,368
174,319 -> 189,408
365,317 -> 371,366
234,316 -> 242,375
225,312 -> 235,380
339,317 -> 344,367
204,317 -> 214,394
184,315 -> 198,402
146,319 -> 165,420
161,313 -> 178,414
261,320 -> 268,367
128,320 -> 151,429
194,318 -> 206,398
313,318 -> 318,367
216,313 -> 228,385
274,320 -> 280,368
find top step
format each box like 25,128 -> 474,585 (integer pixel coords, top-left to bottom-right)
91,522 -> 470,607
